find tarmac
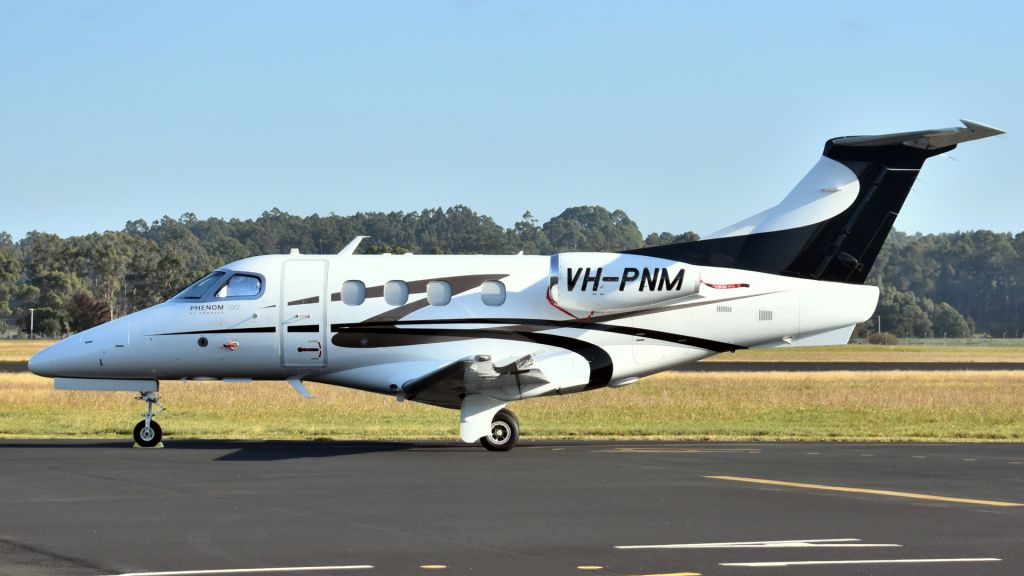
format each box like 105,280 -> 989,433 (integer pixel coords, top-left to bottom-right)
1,439 -> 1022,576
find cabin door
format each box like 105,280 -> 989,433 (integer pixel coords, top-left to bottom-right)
280,260 -> 328,368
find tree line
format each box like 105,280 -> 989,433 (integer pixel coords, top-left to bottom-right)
0,206 -> 1007,339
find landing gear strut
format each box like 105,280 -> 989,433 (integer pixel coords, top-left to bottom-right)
481,408 -> 519,452
133,390 -> 165,447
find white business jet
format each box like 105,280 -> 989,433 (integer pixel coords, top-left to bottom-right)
29,120 -> 1003,450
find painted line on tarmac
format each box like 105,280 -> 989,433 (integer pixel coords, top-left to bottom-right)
634,572 -> 702,576
721,557 -> 1000,567
706,475 -> 1023,507
577,564 -> 701,575
102,566 -> 373,576
617,538 -> 899,549
597,448 -> 761,454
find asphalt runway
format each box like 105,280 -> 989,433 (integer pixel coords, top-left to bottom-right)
1,440 -> 1022,576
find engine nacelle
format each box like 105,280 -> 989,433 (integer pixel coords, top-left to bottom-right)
548,252 -> 700,316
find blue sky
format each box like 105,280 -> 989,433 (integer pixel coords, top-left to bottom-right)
0,1 -> 1019,242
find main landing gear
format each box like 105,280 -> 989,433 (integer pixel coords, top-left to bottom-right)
133,390 -> 165,447
481,408 -> 520,452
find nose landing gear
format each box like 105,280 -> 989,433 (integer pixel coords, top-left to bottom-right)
133,390 -> 165,447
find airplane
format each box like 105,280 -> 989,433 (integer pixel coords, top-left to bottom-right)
29,120 -> 1004,450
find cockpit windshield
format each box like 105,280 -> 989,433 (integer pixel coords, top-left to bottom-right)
173,271 -> 226,300
215,274 -> 262,298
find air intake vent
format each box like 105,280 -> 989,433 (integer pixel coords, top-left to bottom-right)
759,310 -> 774,321
716,305 -> 732,313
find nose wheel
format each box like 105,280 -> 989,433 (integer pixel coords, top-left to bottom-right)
133,419 -> 162,447
133,390 -> 165,447
480,408 -> 519,451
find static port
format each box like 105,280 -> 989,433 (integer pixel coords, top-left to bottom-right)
198,337 -> 208,348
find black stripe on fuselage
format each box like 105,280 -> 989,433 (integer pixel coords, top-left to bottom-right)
331,318 -> 743,354
153,326 -> 277,336
286,325 -> 320,333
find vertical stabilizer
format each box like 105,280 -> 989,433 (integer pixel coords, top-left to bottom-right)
625,120 -> 1004,283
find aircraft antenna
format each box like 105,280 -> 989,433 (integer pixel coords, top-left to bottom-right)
338,236 -> 369,256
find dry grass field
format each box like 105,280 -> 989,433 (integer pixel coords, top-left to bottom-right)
706,343 -> 1024,363
2,370 -> 1022,442
0,339 -> 56,362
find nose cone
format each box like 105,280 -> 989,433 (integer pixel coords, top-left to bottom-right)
29,338 -> 80,378
28,318 -> 132,378
28,344 -> 58,377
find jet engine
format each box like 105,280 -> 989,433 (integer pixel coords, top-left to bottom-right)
548,253 -> 700,317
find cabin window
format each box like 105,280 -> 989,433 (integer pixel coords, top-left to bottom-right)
215,274 -> 262,298
480,280 -> 506,306
341,280 -> 366,306
427,280 -> 452,306
174,271 -> 226,299
384,280 -> 409,306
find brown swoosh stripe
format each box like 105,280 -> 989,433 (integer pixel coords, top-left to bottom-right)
286,296 -> 320,306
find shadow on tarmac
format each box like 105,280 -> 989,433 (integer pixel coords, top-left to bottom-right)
0,439 -> 465,461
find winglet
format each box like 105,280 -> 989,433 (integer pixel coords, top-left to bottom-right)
338,236 -> 369,256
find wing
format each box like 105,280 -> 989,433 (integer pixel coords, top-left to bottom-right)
399,358 -> 475,408
312,349 -> 587,443
400,353 -> 551,409
401,352 -> 575,443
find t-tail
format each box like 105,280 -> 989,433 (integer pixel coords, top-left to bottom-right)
626,119 -> 1004,284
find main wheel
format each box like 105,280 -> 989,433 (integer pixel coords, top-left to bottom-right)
133,420 -> 163,447
481,409 -> 519,452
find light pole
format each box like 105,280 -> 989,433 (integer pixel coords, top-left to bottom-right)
28,308 -> 35,339
877,315 -> 881,336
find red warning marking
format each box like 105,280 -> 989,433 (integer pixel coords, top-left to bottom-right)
223,341 -> 239,351
546,286 -> 593,320
297,340 -> 323,359
701,281 -> 750,289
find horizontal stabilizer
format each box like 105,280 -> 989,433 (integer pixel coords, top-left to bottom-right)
833,119 -> 1004,150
